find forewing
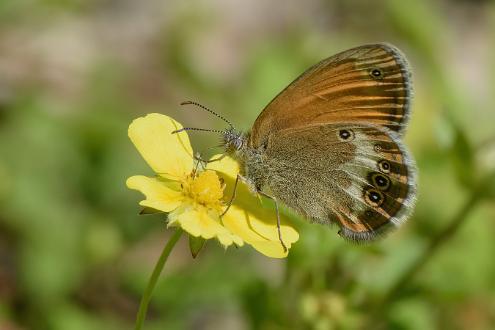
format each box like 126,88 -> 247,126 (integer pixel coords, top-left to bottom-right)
263,123 -> 416,241
250,44 -> 412,147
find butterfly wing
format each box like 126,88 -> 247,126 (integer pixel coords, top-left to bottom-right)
250,43 -> 412,148
261,123 -> 416,240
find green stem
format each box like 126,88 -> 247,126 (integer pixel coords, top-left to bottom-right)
134,228 -> 183,330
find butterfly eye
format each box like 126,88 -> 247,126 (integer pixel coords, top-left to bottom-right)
337,129 -> 355,141
370,68 -> 384,79
377,159 -> 391,174
369,172 -> 391,191
364,188 -> 384,207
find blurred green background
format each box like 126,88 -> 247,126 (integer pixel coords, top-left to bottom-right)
1,0 -> 495,329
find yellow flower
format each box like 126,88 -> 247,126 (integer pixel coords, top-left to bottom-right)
126,113 -> 299,258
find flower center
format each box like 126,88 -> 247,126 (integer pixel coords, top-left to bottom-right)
184,171 -> 224,207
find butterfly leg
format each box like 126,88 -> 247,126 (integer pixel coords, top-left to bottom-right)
194,153 -> 226,164
193,152 -> 226,174
258,191 -> 287,252
192,152 -> 204,175
221,174 -> 240,217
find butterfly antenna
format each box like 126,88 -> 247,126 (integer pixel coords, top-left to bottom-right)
172,127 -> 222,134
180,101 -> 234,129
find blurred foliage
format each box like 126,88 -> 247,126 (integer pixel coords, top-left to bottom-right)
1,0 -> 495,329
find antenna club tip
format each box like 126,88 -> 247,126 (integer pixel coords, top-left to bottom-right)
180,101 -> 193,106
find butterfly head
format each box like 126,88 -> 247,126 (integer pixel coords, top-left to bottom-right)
222,127 -> 246,153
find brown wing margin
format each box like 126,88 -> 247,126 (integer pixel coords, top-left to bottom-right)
249,43 -> 413,148
334,125 -> 417,242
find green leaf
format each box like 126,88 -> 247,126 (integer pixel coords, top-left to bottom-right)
188,235 -> 206,259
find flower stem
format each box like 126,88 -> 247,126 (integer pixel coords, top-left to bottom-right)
134,228 -> 183,330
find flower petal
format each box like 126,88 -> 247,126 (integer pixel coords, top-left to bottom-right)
128,114 -> 193,180
222,205 -> 298,258
169,206 -> 243,247
126,175 -> 183,212
207,155 -> 239,179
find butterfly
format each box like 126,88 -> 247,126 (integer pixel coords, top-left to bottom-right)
180,43 -> 417,249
